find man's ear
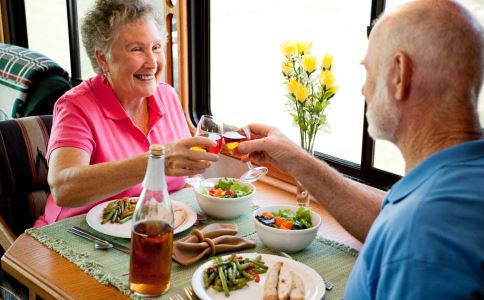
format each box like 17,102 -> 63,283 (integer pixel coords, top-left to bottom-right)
95,49 -> 109,73
391,51 -> 411,101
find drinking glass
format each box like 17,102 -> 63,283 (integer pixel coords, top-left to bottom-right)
223,123 -> 268,183
185,115 -> 223,187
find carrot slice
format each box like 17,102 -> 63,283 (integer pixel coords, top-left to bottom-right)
274,217 -> 285,228
280,220 -> 293,230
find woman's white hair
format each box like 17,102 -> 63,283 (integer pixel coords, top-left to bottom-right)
81,0 -> 166,74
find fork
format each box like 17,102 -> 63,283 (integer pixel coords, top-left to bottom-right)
169,295 -> 184,300
184,286 -> 200,300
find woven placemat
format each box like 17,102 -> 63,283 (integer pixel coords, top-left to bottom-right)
26,188 -> 357,299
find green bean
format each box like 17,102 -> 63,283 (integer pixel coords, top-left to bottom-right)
101,209 -> 115,224
248,259 -> 268,269
118,216 -> 132,224
241,270 -> 254,280
212,256 -> 223,263
233,278 -> 247,285
207,272 -> 216,286
120,209 -> 134,219
218,266 -> 230,297
252,267 -> 267,274
203,271 -> 210,289
212,285 -> 223,292
232,282 -> 247,290
231,262 -> 238,283
237,263 -> 251,271
103,206 -> 115,214
227,266 -> 234,283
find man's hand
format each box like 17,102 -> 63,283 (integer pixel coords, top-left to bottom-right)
237,124 -> 306,173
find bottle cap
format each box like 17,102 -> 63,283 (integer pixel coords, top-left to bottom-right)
149,144 -> 165,156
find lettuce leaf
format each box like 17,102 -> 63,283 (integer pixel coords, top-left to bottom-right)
215,177 -> 252,198
272,207 -> 313,229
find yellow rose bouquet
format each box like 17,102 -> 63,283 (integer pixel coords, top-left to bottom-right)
281,41 -> 338,154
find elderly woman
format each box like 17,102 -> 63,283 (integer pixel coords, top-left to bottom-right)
34,0 -> 217,227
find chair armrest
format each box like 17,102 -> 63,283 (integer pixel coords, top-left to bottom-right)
0,216 -> 16,251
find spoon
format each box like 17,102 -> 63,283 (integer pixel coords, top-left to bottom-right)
93,240 -> 114,250
67,227 -> 130,254
68,228 -> 113,250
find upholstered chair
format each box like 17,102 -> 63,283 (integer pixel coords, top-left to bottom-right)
0,115 -> 52,251
0,43 -> 71,119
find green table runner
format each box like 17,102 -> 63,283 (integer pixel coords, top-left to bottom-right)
26,188 -> 358,299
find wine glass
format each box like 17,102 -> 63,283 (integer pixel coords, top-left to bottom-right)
185,115 -> 223,188
223,123 -> 268,183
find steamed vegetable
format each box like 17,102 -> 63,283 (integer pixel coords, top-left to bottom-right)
203,254 -> 268,297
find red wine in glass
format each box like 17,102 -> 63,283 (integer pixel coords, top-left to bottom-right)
200,132 -> 223,154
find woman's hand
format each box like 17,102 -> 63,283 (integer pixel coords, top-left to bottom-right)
165,136 -> 219,176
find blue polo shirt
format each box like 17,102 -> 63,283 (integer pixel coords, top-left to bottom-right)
345,139 -> 484,299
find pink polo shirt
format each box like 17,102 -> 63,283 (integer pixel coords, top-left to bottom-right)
34,74 -> 190,227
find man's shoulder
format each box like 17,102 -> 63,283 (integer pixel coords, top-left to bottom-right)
425,157 -> 484,199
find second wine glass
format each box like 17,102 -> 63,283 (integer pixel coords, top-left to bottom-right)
223,124 -> 268,183
185,115 -> 223,187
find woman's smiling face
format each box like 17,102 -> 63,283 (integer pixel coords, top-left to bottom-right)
97,17 -> 165,103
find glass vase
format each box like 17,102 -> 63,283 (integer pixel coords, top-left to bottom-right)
296,180 -> 310,207
296,147 -> 313,207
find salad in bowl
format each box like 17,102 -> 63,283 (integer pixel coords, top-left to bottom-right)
194,177 -> 255,219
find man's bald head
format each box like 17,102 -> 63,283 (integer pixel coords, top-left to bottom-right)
373,0 -> 484,106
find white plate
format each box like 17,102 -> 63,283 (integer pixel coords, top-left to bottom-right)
86,198 -> 197,238
191,253 -> 325,300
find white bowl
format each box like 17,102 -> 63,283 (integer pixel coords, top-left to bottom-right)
194,177 -> 255,219
253,205 -> 321,253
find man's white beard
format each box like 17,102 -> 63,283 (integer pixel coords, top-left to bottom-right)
366,74 -> 400,143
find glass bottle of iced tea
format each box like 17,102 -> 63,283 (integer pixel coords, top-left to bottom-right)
129,144 -> 174,297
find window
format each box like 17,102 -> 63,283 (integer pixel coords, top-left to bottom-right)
192,0 -> 401,189
76,0 -> 97,80
191,0 -> 484,188
24,0 -> 70,74
210,0 -> 369,165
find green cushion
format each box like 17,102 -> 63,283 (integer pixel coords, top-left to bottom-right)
21,73 -> 71,117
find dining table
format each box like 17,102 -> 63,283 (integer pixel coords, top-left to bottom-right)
1,178 -> 362,300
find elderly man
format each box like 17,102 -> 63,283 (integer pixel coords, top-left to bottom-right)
239,0 -> 484,298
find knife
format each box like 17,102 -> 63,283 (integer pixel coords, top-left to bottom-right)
70,226 -> 131,254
